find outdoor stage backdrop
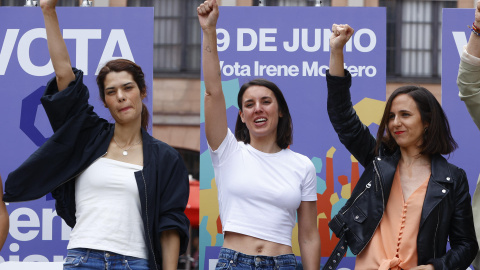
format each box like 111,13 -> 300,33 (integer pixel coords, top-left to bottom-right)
0,7 -> 153,269
199,7 -> 386,270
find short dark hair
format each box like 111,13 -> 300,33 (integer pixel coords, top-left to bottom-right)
235,79 -> 293,149
96,59 -> 149,131
375,85 -> 457,156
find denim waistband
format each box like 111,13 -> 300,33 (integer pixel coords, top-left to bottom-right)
68,248 -> 146,261
218,248 -> 297,267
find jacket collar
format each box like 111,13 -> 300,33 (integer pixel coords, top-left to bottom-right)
375,148 -> 400,207
140,128 -> 155,168
377,147 -> 453,227
379,147 -> 453,183
430,154 -> 454,183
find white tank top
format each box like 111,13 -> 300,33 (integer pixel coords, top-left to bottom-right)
67,157 -> 148,259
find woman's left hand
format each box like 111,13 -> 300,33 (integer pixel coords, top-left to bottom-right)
410,264 -> 434,270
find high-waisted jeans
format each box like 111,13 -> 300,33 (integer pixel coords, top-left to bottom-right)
63,248 -> 149,270
215,248 -> 297,270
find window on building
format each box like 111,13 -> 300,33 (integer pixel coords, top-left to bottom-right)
58,0 -> 77,6
127,0 -> 203,76
0,0 -> 77,6
253,0 -> 330,6
380,0 -> 456,82
0,0 -> 22,5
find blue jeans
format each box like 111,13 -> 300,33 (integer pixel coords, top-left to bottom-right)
215,248 -> 297,270
63,248 -> 149,270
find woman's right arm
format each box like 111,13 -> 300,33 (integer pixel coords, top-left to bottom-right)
198,0 -> 228,151
40,0 -> 75,91
327,24 -> 377,167
457,0 -> 480,131
466,0 -> 480,59
329,24 -> 351,77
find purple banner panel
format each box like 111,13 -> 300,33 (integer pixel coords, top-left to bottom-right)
442,8 -> 479,197
0,7 -> 152,267
199,6 -> 386,270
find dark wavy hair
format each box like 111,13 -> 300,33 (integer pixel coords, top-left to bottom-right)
375,85 -> 457,156
235,79 -> 293,149
96,59 -> 149,131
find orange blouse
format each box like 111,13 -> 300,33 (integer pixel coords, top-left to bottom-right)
355,168 -> 430,270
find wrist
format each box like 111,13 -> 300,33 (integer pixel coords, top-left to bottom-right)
41,5 -> 56,14
203,29 -> 217,37
330,49 -> 344,57
470,22 -> 480,37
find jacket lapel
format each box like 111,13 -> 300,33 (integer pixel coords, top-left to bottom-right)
135,128 -> 155,211
420,155 -> 452,228
376,150 -> 400,206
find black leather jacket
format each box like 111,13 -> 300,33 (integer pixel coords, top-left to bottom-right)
326,70 -> 478,269
4,69 -> 190,270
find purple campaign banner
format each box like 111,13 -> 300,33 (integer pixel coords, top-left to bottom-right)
199,7 -> 385,270
0,7 -> 152,266
442,9 -> 479,199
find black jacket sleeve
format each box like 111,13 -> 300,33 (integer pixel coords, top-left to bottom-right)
4,68 -> 108,208
326,69 -> 377,167
41,68 -> 94,132
156,148 -> 190,255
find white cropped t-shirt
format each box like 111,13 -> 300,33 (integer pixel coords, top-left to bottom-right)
209,129 -> 317,246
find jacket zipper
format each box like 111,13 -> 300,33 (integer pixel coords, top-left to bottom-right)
11,152 -> 108,203
341,181 -> 372,215
358,159 -> 386,255
341,158 -> 384,215
372,159 -> 383,204
140,170 -> 159,270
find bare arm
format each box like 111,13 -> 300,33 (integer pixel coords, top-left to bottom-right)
198,0 -> 228,150
297,201 -> 320,270
40,0 -> 75,91
0,176 -> 9,251
329,24 -> 354,77
466,1 -> 480,57
160,229 -> 180,270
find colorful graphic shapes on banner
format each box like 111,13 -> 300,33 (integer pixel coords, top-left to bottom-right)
354,97 -> 385,126
311,157 -> 327,194
200,151 -> 215,190
317,175 -> 327,195
200,79 -> 240,123
312,156 -> 323,174
291,223 -> 300,255
200,178 -> 220,247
